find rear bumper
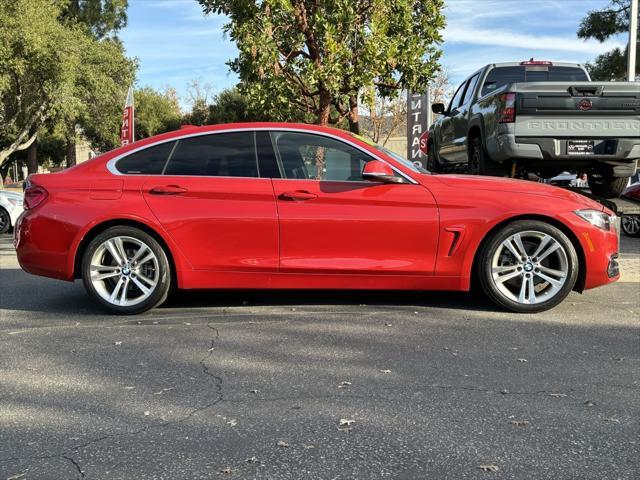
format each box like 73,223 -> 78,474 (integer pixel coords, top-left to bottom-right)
14,210 -> 75,281
487,133 -> 640,171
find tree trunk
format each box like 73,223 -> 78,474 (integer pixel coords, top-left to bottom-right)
27,124 -> 38,174
66,125 -> 77,168
317,91 -> 331,126
348,95 -> 360,134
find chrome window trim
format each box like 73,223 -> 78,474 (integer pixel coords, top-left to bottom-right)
105,127 -> 418,185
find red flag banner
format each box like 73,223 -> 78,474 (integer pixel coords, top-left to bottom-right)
120,86 -> 135,146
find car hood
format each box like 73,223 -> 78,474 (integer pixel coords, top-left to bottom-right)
429,174 -> 606,211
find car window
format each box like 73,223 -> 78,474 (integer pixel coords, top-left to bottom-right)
115,141 -> 176,175
461,73 -> 480,106
448,81 -> 467,112
271,131 -> 376,182
164,132 -> 258,177
481,65 -> 589,96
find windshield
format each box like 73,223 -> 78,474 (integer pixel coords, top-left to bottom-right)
350,133 -> 428,173
481,65 -> 589,96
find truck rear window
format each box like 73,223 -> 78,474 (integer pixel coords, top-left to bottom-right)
481,66 -> 589,96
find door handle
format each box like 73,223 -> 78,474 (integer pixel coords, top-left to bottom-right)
278,190 -> 317,201
149,185 -> 188,195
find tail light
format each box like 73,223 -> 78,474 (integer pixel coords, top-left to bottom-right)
498,92 -> 516,123
520,60 -> 552,66
24,185 -> 48,210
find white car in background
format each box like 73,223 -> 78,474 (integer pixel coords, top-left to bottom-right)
0,190 -> 24,234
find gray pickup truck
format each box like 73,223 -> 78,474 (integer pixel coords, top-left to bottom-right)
427,61 -> 640,198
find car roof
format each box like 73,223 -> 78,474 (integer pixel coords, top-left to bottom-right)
488,61 -> 584,69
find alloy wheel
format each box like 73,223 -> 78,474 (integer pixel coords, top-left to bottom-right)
490,230 -> 569,305
621,215 -> 640,236
89,236 -> 160,307
0,209 -> 8,232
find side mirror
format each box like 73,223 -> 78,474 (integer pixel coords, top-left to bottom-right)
362,160 -> 404,184
431,103 -> 446,115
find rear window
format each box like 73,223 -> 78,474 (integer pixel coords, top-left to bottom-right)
481,66 -> 589,96
115,141 -> 176,175
164,132 -> 259,177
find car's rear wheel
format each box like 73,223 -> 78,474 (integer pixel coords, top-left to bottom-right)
0,207 -> 10,234
82,226 -> 171,314
478,220 -> 578,313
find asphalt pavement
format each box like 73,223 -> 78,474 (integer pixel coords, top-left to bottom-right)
0,234 -> 638,480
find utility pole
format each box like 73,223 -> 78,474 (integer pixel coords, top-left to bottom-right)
629,0 -> 638,81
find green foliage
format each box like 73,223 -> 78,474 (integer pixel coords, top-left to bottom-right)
74,39 -> 136,151
61,0 -> 129,39
586,46 -> 638,81
134,87 -> 183,139
578,0 -> 639,80
0,0 -> 83,163
0,0 -> 135,169
198,0 -> 445,127
207,88 -> 259,124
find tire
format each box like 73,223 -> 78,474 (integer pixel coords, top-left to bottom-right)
588,173 -> 629,199
477,220 -> 579,313
468,136 -> 503,176
0,208 -> 10,234
81,226 -> 171,314
621,215 -> 640,237
426,141 -> 440,173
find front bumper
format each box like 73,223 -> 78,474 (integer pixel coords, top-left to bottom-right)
578,219 -> 620,290
487,133 -> 640,172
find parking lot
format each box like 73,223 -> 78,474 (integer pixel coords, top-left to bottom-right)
0,233 -> 638,479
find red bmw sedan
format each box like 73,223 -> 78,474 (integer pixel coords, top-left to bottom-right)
14,123 -> 619,314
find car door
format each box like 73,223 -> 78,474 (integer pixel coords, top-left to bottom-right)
142,131 -> 279,272
451,73 -> 480,163
438,79 -> 468,164
266,130 -> 439,275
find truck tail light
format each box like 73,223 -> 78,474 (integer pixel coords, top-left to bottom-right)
498,92 -> 516,123
520,60 -> 552,65
24,185 -> 48,210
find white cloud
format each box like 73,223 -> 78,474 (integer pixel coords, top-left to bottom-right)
443,25 -> 624,54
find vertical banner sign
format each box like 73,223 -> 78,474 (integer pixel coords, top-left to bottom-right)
406,90 -> 431,167
120,86 -> 135,146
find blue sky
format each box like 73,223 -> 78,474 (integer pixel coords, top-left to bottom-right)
120,0 -> 628,109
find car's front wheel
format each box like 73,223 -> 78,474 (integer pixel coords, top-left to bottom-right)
477,220 -> 579,313
81,226 -> 171,314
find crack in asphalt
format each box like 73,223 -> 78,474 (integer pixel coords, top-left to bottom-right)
0,321 -> 225,477
61,454 -> 84,479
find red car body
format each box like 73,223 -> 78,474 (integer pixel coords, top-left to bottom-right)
14,123 -> 618,297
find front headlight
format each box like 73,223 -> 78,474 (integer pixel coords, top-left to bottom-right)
7,197 -> 23,207
575,209 -> 612,231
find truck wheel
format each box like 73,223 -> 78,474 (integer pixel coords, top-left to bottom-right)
469,136 -> 503,176
588,173 -> 629,199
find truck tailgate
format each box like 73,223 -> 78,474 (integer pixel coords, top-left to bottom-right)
514,81 -> 640,138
